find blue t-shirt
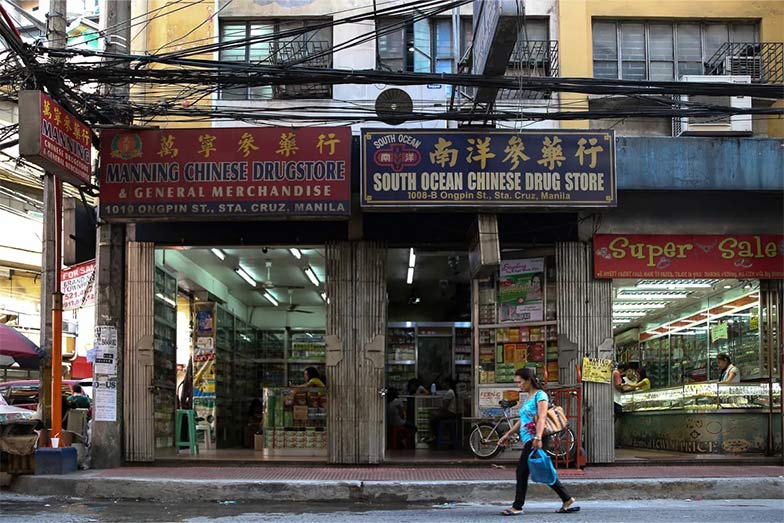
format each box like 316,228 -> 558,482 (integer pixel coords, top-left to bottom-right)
518,389 -> 548,445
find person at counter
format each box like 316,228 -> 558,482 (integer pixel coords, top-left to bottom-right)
627,368 -> 651,391
406,378 -> 428,395
717,353 -> 741,383
298,367 -> 325,388
427,378 -> 458,443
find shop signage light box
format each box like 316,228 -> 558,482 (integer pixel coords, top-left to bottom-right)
361,129 -> 616,208
594,234 -> 784,279
98,127 -> 351,220
18,90 -> 93,187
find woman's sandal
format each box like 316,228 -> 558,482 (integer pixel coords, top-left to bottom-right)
555,498 -> 581,513
501,508 -> 524,516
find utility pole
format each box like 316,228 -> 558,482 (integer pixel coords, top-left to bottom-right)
40,0 -> 68,442
91,0 -> 131,469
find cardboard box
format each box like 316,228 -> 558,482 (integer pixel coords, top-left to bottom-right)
254,433 -> 264,451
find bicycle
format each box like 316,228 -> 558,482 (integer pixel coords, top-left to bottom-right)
468,400 -> 577,460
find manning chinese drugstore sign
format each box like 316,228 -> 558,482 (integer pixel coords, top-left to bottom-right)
19,90 -> 92,186
98,127 -> 351,220
594,234 -> 784,279
361,129 -> 615,208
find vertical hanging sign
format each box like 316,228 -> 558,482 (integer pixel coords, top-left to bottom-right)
18,90 -> 92,186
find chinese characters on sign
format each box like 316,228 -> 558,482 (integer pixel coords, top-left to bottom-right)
593,234 -> 784,279
362,130 -> 615,207
98,127 -> 351,220
18,90 -> 92,186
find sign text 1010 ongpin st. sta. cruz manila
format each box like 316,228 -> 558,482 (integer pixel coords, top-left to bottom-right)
98,127 -> 351,220
361,129 -> 616,208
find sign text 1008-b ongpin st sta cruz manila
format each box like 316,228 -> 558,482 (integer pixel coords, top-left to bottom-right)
98,127 -> 351,220
361,129 -> 616,208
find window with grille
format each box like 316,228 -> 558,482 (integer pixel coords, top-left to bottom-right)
592,21 -> 758,80
377,17 -> 456,73
219,20 -> 332,100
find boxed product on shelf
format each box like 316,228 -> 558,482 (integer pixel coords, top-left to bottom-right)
530,327 -> 543,342
504,344 -> 516,363
528,342 -> 545,362
514,345 -> 528,366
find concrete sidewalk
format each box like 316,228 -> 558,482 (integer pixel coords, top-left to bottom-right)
7,465 -> 784,504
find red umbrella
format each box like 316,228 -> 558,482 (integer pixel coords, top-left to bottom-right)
0,324 -> 46,369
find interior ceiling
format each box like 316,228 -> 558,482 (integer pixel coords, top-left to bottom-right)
387,249 -> 470,308
612,278 -> 758,335
172,247 -> 326,308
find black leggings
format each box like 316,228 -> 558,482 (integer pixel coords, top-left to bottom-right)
513,441 -> 572,510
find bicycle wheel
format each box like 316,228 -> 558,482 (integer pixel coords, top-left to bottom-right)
545,427 -> 577,461
469,424 -> 502,459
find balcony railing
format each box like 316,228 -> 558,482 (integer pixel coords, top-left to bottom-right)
220,40 -> 331,100
498,40 -> 559,100
705,42 -> 783,84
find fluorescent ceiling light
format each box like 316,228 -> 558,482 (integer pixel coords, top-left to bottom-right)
289,248 -> 302,260
636,281 -> 713,289
406,266 -> 414,285
264,292 -> 279,306
304,266 -> 320,287
408,248 -> 416,268
211,248 -> 225,260
320,292 -> 327,302
612,310 -> 648,317
235,267 -> 256,287
617,291 -> 689,300
613,319 -> 632,324
612,303 -> 666,311
155,293 -> 176,307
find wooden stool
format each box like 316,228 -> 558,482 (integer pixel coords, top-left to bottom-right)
176,409 -> 198,455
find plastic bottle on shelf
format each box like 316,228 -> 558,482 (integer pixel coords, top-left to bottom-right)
430,382 -> 436,395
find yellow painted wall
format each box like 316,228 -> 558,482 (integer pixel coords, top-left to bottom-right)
558,0 -> 784,134
132,0 -> 217,129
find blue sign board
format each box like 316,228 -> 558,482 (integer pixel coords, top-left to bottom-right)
361,129 -> 616,208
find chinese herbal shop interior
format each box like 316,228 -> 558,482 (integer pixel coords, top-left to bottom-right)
611,278 -> 782,458
149,242 -> 567,463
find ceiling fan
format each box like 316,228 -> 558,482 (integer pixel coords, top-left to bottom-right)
286,288 -> 313,314
260,260 -> 304,290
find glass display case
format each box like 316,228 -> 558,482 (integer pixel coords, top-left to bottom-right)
617,382 -> 782,454
153,266 -> 177,450
260,387 -> 327,457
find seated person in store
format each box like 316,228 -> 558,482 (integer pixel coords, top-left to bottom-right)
627,368 -> 651,391
298,366 -> 326,388
406,378 -> 429,395
621,367 -> 638,392
66,385 -> 91,409
717,353 -> 741,383
386,388 -> 415,448
427,378 -> 458,443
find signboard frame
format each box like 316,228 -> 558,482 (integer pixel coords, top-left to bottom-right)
18,90 -> 92,187
593,234 -> 784,279
361,129 -> 616,209
98,126 -> 352,222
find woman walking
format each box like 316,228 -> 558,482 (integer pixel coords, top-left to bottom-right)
498,368 -> 580,516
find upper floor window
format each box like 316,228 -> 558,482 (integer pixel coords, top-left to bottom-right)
592,21 -> 758,80
377,17 -> 456,73
219,20 -> 332,100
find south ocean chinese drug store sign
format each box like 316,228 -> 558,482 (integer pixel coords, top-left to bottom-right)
361,129 -> 615,208
98,127 -> 351,220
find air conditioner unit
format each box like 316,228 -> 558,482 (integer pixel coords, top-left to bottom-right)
673,75 -> 752,136
725,56 -> 762,79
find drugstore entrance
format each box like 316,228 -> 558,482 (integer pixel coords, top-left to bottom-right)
151,246 -> 328,462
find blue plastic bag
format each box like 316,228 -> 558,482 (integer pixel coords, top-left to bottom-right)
528,449 -> 558,485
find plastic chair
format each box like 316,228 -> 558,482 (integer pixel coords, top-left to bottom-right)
196,421 -> 213,450
176,409 -> 198,455
436,418 -> 459,450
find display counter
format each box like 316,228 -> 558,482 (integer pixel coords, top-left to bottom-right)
617,382 -> 782,454
259,387 -> 327,457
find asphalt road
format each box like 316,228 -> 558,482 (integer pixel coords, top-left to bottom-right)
0,495 -> 782,523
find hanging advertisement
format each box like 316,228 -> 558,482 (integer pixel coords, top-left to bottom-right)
61,259 -> 96,310
98,127 -> 351,220
18,90 -> 93,187
594,234 -> 784,278
94,325 -> 118,375
581,357 -> 613,384
361,129 -> 615,208
499,258 -> 545,323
